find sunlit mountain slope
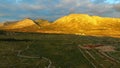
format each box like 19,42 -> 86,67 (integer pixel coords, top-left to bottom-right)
1,18 -> 38,29
0,18 -> 41,32
0,14 -> 120,38
40,14 -> 120,37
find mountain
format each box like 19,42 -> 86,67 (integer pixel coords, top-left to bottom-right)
0,18 -> 41,32
0,13 -> 120,38
51,14 -> 98,33
34,19 -> 51,27
52,14 -> 120,30
40,14 -> 120,37
1,18 -> 38,29
0,23 -> 4,27
3,21 -> 18,26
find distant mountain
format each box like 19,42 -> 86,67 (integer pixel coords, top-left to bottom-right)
52,14 -> 120,30
3,21 -> 18,26
0,14 -> 120,38
50,14 -> 98,33
0,18 -> 40,32
0,23 -> 4,27
40,14 -> 120,37
34,19 -> 51,27
3,18 -> 38,29
0,18 -> 52,32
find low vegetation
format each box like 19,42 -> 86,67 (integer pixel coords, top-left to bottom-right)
0,30 -> 120,68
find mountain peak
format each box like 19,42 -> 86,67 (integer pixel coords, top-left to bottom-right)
54,13 -> 97,26
1,18 -> 37,29
10,18 -> 36,29
68,13 -> 89,17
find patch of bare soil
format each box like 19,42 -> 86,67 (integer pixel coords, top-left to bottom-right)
95,46 -> 116,52
79,44 -> 116,52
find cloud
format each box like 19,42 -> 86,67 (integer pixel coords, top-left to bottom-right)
113,4 -> 120,11
0,0 -> 120,22
19,4 -> 45,10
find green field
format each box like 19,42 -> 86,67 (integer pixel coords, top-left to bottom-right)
0,31 -> 120,68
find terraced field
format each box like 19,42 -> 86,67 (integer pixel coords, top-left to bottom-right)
0,31 -> 120,68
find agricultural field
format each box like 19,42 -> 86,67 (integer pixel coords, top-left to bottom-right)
0,31 -> 120,68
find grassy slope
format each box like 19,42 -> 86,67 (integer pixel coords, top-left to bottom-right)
0,31 -> 120,68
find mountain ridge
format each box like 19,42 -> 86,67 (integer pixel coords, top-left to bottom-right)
0,13 -> 120,38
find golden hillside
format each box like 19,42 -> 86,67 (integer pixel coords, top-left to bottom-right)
0,14 -> 120,38
0,23 -> 4,27
53,14 -> 120,30
34,19 -> 51,27
51,14 -> 98,32
40,14 -> 120,37
0,18 -> 41,32
2,18 -> 38,29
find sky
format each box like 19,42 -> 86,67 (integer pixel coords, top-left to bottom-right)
0,0 -> 120,22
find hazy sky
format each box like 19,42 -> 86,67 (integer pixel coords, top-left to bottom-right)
0,0 -> 120,22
